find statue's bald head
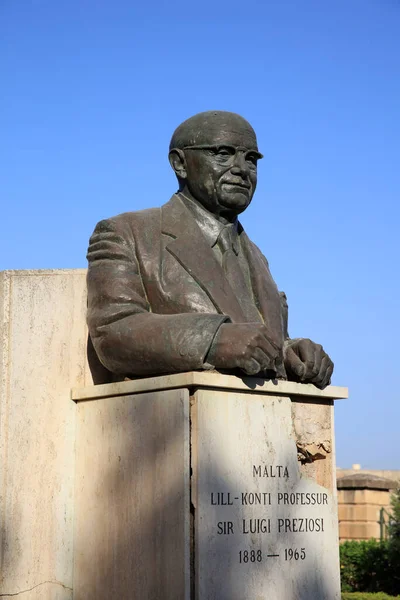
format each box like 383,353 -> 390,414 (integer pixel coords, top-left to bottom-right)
168,111 -> 262,219
169,110 -> 260,152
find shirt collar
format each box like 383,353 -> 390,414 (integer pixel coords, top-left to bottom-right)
178,193 -> 239,254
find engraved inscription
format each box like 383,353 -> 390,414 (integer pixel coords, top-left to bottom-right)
209,464 -> 329,563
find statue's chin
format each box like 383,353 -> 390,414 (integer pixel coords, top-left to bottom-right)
218,190 -> 252,213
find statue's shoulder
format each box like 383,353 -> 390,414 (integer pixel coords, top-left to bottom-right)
91,206 -> 161,238
102,206 -> 161,227
96,195 -> 179,234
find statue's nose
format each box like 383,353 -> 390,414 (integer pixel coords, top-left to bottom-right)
230,152 -> 248,175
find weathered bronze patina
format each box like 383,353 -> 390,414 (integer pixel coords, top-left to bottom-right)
87,111 -> 333,387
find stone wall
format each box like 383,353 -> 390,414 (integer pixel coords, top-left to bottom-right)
337,473 -> 397,542
337,468 -> 400,484
0,270 -> 92,599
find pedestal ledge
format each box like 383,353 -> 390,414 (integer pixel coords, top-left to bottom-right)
73,369 -> 347,599
72,370 -> 348,402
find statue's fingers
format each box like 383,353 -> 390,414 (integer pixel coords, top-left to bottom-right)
312,356 -> 333,389
252,347 -> 276,374
256,334 -> 280,363
241,357 -> 262,376
284,346 -> 306,380
320,360 -> 334,389
297,339 -> 319,379
258,327 -> 281,352
274,355 -> 287,380
310,356 -> 328,387
311,345 -> 324,378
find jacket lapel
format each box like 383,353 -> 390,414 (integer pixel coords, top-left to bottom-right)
240,231 -> 284,347
162,195 -> 246,323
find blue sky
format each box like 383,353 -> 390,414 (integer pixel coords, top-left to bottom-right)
1,0 -> 399,469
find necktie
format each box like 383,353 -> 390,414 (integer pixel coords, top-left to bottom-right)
218,227 -> 262,323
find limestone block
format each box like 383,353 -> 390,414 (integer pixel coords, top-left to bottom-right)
338,489 -> 391,506
72,371 -> 348,403
338,504 -> 381,522
337,468 -> 400,484
192,388 -> 341,600
73,389 -> 190,600
337,473 -> 397,491
0,269 -> 89,598
339,521 -> 380,540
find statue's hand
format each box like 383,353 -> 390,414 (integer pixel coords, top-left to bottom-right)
207,323 -> 285,377
283,338 -> 333,389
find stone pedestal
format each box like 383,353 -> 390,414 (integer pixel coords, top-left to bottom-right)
72,372 -> 347,600
1,268 -> 348,599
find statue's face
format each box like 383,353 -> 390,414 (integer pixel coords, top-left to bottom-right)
183,127 -> 262,217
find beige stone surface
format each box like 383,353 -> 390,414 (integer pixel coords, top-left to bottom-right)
292,399 -> 335,491
337,473 -> 397,491
0,269 -> 89,598
339,504 -> 382,522
338,488 -> 391,506
191,388 -> 340,600
337,486 -> 392,541
72,373 -> 345,598
72,370 -> 348,402
0,266 -> 347,599
74,389 -> 190,600
337,468 -> 400,483
339,522 -> 381,540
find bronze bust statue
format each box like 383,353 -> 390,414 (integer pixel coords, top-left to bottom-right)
87,111 -> 333,388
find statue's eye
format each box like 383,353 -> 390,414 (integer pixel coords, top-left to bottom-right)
216,146 -> 234,158
246,153 -> 258,166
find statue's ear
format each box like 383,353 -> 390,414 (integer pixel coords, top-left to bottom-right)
168,148 -> 187,180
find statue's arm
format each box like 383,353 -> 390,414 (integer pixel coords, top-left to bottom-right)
86,218 -> 228,376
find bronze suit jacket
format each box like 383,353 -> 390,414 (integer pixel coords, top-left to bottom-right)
87,194 -> 288,377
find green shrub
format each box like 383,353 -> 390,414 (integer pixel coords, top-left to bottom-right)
342,594 -> 400,599
388,488 -> 400,593
340,537 -> 400,595
340,489 -> 400,595
389,488 -> 400,543
340,540 -> 391,593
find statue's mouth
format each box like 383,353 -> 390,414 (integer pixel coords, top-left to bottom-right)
222,181 -> 250,190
